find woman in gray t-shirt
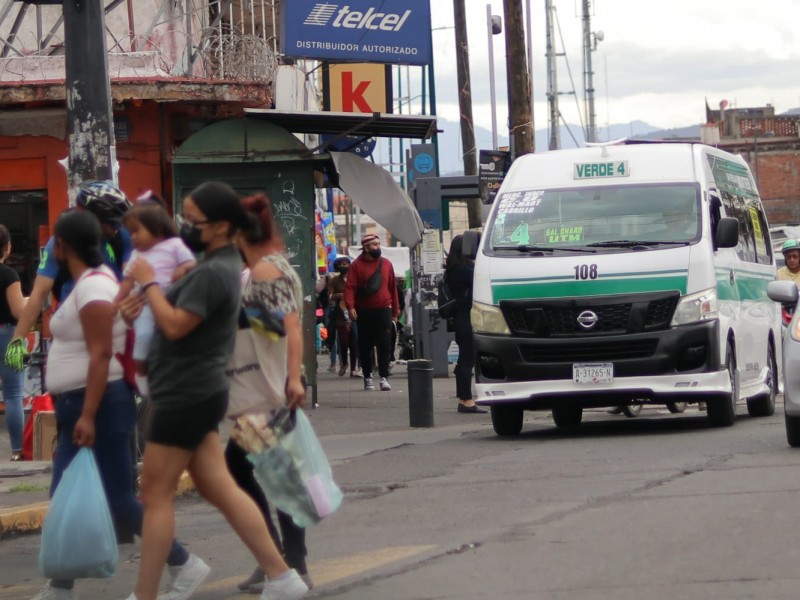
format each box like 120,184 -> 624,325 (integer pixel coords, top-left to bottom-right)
121,182 -> 308,600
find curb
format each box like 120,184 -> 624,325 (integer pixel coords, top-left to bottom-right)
0,472 -> 196,539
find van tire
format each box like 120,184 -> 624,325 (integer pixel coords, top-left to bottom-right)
785,413 -> 800,447
552,403 -> 582,428
708,343 -> 737,427
491,405 -> 524,436
747,343 -> 777,417
666,401 -> 687,413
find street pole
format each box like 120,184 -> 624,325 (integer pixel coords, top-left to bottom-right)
545,0 -> 560,150
487,4 -> 498,151
582,0 -> 597,143
525,0 -> 534,151
503,0 -> 533,158
63,0 -> 116,198
454,0 -> 481,228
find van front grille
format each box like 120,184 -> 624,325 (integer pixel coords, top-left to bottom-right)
501,292 -> 680,337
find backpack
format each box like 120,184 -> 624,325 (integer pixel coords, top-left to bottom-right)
357,258 -> 384,297
437,272 -> 458,319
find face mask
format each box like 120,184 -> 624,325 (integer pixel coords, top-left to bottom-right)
337,266 -> 349,275
368,248 -> 381,259
180,222 -> 206,253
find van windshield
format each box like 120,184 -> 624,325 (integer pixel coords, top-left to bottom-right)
486,183 -> 701,253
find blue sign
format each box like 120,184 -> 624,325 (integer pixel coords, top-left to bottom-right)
282,0 -> 432,66
414,153 -> 434,174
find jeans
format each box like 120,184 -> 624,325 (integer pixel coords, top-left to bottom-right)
357,307 -> 392,379
50,379 -> 188,589
0,324 -> 23,452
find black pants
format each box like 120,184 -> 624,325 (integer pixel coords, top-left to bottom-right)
224,439 -> 307,575
454,311 -> 474,400
357,307 -> 392,379
337,322 -> 359,370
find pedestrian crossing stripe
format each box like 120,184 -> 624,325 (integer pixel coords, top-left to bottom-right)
200,544 -> 438,594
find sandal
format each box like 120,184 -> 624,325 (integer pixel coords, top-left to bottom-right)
10,451 -> 22,461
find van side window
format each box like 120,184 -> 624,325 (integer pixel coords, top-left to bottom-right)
750,201 -> 772,265
720,190 -> 757,263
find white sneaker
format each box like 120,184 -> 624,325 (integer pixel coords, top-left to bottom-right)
380,377 -> 391,391
260,569 -> 309,600
364,377 -> 375,390
157,554 -> 210,600
32,585 -> 76,600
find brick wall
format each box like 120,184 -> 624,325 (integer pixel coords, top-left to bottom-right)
747,150 -> 800,224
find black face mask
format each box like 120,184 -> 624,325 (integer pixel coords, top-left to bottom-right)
180,222 -> 206,253
368,248 -> 381,259
337,266 -> 349,275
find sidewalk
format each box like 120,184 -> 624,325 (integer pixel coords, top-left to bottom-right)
0,362 -> 491,538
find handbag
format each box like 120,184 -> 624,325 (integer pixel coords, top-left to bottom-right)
242,408 -> 343,528
38,448 -> 118,579
437,272 -> 458,319
357,258 -> 384,297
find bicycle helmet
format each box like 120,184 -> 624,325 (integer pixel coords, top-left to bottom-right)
76,180 -> 131,225
782,239 -> 800,255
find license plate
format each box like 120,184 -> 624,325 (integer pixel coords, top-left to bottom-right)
573,362 -> 613,384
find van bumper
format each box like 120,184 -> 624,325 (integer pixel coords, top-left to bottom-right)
474,320 -> 729,407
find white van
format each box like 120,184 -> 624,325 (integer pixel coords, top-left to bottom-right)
464,141 -> 780,436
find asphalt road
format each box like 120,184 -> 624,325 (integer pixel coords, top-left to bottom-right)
3,401 -> 800,600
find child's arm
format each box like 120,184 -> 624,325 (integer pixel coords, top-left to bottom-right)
114,277 -> 135,304
171,259 -> 197,282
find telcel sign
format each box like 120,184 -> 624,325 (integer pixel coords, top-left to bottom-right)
282,0 -> 432,66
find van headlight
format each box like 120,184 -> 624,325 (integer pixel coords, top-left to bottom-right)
671,287 -> 718,326
471,301 -> 511,335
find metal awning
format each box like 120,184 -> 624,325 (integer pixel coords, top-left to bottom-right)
243,109 -> 438,141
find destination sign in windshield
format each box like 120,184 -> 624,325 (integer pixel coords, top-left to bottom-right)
574,161 -> 630,179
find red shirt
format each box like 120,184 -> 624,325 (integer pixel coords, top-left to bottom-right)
344,254 -> 399,318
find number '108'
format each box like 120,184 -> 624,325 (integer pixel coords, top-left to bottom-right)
574,264 -> 598,280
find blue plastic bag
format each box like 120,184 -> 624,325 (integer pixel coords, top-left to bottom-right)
39,447 -> 118,579
248,409 -> 343,528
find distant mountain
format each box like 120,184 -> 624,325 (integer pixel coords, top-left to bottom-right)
437,117 -> 679,175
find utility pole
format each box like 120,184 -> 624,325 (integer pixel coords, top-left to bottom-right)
64,0 -> 116,196
503,0 -> 533,158
545,0 -> 560,150
582,0 -> 597,143
453,0 -> 482,228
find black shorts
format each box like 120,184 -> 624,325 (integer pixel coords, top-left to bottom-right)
148,393 -> 229,450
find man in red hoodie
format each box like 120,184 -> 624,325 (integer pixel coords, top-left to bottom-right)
344,234 -> 399,391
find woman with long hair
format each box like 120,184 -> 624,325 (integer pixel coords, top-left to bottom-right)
31,211 -> 200,600
225,192 -> 312,593
122,182 -> 307,600
446,235 -> 486,414
0,224 -> 26,460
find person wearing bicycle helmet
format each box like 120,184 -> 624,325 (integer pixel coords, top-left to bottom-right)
5,181 -> 134,371
778,239 -> 800,287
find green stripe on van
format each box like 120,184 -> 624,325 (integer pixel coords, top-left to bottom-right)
491,275 -> 688,302
715,270 -> 772,301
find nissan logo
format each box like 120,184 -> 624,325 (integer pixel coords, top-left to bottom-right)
577,310 -> 599,329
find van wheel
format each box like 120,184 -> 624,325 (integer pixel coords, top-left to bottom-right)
552,403 -> 582,428
490,405 -> 523,436
786,413 -> 800,447
666,401 -> 687,413
708,342 -> 738,427
747,343 -> 777,417
622,404 -> 642,418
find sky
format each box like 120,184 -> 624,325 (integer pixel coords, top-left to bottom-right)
421,0 -> 800,140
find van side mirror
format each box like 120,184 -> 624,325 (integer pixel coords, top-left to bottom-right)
767,280 -> 799,305
462,230 -> 481,259
715,217 -> 739,249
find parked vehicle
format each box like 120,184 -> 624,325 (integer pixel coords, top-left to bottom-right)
464,141 -> 781,436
